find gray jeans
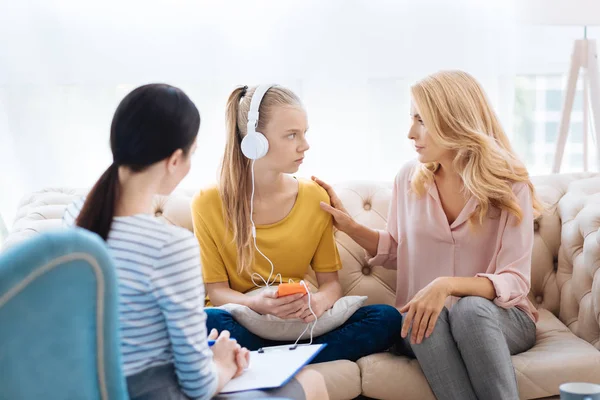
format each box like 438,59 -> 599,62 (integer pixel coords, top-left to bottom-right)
396,296 -> 536,400
126,363 -> 305,400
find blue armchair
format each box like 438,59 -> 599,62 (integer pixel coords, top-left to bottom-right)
0,228 -> 128,399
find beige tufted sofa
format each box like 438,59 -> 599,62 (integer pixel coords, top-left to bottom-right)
4,173 -> 600,400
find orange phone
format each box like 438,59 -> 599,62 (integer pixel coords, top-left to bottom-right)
276,282 -> 307,298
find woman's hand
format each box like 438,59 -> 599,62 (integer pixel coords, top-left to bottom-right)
312,176 -> 380,256
400,277 -> 451,344
311,176 -> 355,234
209,329 -> 250,378
208,329 -> 241,382
248,290 -> 308,319
233,347 -> 250,378
299,292 -> 331,323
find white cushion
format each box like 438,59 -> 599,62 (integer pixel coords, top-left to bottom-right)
216,287 -> 367,341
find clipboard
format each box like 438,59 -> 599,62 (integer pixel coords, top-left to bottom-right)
220,343 -> 327,394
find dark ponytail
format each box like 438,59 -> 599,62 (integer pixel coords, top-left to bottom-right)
76,84 -> 200,240
76,164 -> 119,240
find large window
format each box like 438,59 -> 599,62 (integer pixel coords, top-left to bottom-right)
513,74 -> 590,175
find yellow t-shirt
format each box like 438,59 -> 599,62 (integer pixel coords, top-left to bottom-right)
191,178 -> 342,300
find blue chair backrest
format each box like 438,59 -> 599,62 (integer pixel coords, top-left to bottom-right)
0,228 -> 128,399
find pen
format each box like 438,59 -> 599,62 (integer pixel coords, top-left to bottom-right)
208,338 -> 236,347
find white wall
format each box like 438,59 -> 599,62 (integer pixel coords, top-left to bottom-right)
3,0 -> 594,227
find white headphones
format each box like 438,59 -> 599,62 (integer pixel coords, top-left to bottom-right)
240,84 -> 275,160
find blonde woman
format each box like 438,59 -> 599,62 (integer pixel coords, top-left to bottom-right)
314,70 -> 542,400
191,85 -> 402,365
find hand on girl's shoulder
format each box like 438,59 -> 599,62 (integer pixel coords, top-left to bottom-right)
303,177 -> 332,205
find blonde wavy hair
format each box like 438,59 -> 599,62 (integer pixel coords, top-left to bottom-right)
220,85 -> 302,275
410,70 -> 544,225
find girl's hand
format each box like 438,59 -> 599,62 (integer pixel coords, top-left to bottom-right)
299,292 -> 331,323
248,290 -> 308,319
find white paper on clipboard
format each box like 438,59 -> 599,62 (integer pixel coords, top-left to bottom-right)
220,343 -> 326,394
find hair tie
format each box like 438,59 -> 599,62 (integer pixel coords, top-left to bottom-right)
240,85 -> 248,97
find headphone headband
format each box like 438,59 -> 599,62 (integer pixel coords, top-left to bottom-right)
247,84 -> 275,133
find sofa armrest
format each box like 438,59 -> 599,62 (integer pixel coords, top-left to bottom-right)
555,179 -> 600,350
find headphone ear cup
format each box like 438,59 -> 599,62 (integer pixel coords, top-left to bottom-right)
241,131 -> 269,160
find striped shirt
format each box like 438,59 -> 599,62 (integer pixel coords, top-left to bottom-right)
63,198 -> 218,400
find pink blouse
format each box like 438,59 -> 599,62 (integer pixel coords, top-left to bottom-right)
369,161 -> 538,322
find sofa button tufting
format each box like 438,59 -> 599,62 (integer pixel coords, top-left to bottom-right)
364,203 -> 372,211
362,267 -> 371,275
536,295 -> 543,304
155,210 -> 163,217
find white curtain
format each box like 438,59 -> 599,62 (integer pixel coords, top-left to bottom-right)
1,0 -> 523,226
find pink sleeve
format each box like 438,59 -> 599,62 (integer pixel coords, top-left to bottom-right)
367,177 -> 400,270
477,183 -> 534,308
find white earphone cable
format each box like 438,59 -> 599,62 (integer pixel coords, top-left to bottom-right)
292,280 -> 318,347
249,159 -> 281,287
248,160 -> 317,346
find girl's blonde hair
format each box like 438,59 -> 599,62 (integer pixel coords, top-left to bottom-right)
410,70 -> 544,224
220,85 -> 302,274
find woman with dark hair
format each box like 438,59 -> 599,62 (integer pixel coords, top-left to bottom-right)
64,84 -> 327,400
